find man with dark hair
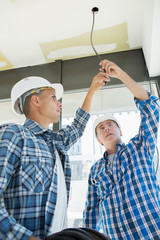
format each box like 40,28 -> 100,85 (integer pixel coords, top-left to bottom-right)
0,73 -> 107,240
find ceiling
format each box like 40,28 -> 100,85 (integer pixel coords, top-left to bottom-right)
0,0 -> 160,77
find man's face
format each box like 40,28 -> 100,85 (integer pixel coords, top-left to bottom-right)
36,88 -> 62,123
96,120 -> 122,146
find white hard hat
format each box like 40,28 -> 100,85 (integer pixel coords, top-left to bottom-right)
93,114 -> 121,139
11,76 -> 63,115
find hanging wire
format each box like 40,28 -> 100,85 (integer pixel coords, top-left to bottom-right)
90,7 -> 107,86
90,8 -> 103,62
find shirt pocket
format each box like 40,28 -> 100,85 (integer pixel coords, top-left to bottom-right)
93,170 -> 115,200
21,156 -> 53,193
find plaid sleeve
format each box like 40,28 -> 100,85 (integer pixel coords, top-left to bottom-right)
0,126 -> 33,240
0,218 -> 32,240
83,168 -> 100,230
135,93 -> 160,157
55,107 -> 90,150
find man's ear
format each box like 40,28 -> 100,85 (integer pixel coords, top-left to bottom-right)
30,95 -> 40,107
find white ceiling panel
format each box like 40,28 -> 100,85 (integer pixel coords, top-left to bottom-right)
0,0 -> 159,77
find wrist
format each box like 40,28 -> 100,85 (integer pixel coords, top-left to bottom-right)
87,87 -> 95,97
117,71 -> 129,81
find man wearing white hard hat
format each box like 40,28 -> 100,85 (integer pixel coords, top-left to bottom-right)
83,59 -> 160,239
0,74 -> 107,240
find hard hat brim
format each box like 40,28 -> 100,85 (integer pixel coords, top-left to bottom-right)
93,114 -> 121,139
11,77 -> 63,115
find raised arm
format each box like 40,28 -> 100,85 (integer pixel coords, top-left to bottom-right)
81,72 -> 110,112
100,59 -> 149,101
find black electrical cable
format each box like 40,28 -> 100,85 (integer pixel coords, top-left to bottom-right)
90,7 -> 107,86
90,7 -> 103,62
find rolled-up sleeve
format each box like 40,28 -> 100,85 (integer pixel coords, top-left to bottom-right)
54,107 -> 90,150
135,93 -> 160,157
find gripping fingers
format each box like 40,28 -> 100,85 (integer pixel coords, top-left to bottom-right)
101,75 -> 110,85
99,60 -> 116,75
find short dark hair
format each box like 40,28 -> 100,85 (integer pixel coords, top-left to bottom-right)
23,91 -> 44,117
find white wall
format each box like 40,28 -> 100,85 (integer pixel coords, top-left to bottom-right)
142,0 -> 160,77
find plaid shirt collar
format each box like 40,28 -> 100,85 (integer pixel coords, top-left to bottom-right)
24,118 -> 49,135
103,143 -> 125,160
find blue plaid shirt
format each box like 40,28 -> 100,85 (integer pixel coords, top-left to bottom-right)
83,94 -> 160,240
0,107 -> 90,240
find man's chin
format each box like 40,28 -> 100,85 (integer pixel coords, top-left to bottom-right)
105,134 -> 113,139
